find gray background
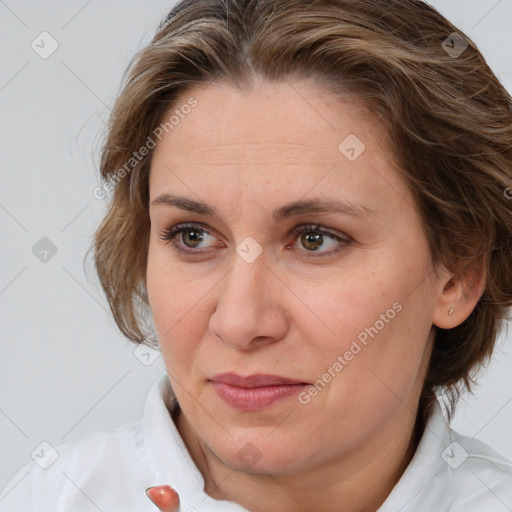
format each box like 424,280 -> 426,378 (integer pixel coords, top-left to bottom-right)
1,0 -> 511,492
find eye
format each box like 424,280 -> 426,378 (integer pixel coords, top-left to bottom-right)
158,223 -> 221,253
287,224 -> 351,257
158,222 -> 351,258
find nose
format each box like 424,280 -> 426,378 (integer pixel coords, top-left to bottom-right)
209,247 -> 289,350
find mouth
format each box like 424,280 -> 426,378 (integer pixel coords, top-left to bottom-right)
209,373 -> 310,411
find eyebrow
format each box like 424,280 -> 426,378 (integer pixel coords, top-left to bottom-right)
150,193 -> 376,222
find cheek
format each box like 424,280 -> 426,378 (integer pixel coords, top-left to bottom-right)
146,245 -> 207,369
288,261 -> 401,353
295,251 -> 433,397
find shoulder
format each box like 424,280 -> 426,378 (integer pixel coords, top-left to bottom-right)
0,421 -> 155,512
443,427 -> 512,510
380,402 -> 512,512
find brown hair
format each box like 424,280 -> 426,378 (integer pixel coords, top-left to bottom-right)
89,0 -> 512,431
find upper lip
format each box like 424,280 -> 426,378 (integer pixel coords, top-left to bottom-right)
210,373 -> 308,388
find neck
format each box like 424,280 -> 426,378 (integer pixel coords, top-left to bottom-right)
175,403 -> 424,512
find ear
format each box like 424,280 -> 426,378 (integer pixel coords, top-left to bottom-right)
432,256 -> 486,329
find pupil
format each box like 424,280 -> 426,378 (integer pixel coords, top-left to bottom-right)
303,232 -> 322,251
184,229 -> 203,247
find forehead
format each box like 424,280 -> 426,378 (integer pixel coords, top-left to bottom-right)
148,79 -> 410,221
154,78 -> 380,159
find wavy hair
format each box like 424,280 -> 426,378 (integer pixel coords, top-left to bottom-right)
88,0 -> 512,433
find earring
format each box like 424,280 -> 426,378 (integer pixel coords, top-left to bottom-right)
448,308 -> 454,316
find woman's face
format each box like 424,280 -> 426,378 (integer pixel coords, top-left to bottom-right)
146,78 -> 449,475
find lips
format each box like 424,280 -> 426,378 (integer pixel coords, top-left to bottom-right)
209,373 -> 309,411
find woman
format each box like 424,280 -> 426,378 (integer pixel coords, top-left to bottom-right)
1,0 -> 512,511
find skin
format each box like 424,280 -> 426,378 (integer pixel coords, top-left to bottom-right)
146,78 -> 485,512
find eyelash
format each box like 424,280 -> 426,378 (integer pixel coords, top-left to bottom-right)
158,222 -> 352,259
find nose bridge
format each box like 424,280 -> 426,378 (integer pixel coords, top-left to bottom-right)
209,247 -> 288,349
237,259 -> 263,301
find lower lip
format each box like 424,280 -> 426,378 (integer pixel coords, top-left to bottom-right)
210,382 -> 307,411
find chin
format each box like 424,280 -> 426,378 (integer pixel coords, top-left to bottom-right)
208,432 -> 315,476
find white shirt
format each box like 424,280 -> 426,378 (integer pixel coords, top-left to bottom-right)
1,373 -> 511,512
